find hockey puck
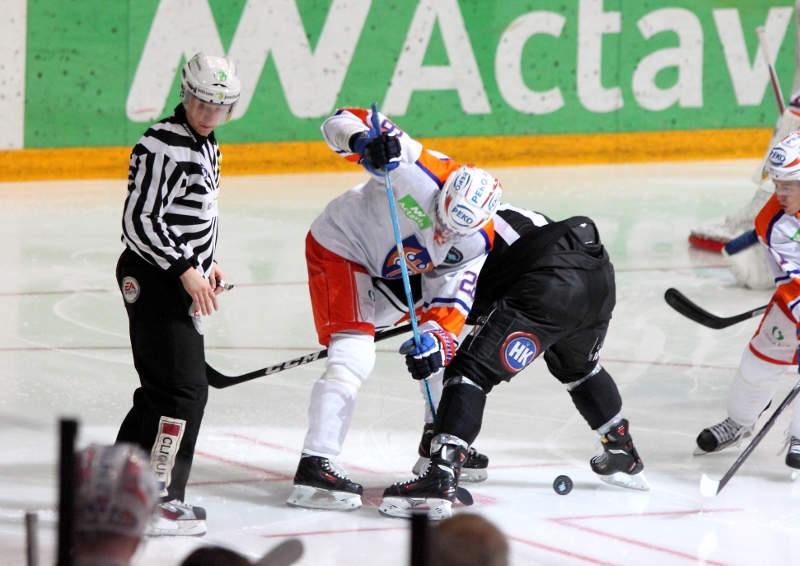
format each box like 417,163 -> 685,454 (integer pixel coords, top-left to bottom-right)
553,475 -> 573,495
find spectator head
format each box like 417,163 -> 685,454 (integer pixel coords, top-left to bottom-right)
429,513 -> 509,566
74,443 -> 159,566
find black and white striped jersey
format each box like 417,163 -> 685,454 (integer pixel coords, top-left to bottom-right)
121,104 -> 221,279
491,204 -> 551,251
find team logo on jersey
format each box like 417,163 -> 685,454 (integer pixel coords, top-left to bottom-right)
150,417 -> 186,497
500,332 -> 540,373
200,165 -> 208,179
397,195 -> 433,229
121,276 -> 140,303
444,247 -> 463,264
382,235 -> 434,278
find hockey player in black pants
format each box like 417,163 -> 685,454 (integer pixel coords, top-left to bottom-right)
380,204 -> 648,519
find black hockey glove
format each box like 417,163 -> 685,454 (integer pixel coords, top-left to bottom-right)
363,133 -> 401,172
400,333 -> 444,380
350,130 -> 400,174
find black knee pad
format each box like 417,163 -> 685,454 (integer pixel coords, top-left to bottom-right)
433,381 -> 487,446
566,366 -> 622,430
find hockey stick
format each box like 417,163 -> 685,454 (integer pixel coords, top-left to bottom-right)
205,323 -> 413,389
756,25 -> 786,115
664,288 -> 767,329
700,377 -> 800,497
371,102 -> 437,420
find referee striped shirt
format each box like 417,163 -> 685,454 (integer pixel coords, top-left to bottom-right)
122,104 -> 221,279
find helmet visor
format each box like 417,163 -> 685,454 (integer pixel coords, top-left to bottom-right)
184,92 -> 236,130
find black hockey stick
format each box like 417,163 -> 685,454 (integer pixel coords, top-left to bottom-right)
700,378 -> 800,497
664,288 -> 767,329
205,323 -> 413,389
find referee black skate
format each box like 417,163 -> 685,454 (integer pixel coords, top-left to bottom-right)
380,205 -> 648,520
115,52 -> 241,536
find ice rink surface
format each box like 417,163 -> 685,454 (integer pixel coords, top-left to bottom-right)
1,159 -> 798,565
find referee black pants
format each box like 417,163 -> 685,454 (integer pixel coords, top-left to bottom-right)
115,249 -> 208,503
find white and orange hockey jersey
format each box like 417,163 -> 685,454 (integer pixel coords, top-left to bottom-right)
311,107 -> 494,337
755,193 -> 800,322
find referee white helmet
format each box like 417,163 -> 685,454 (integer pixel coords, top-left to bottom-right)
767,132 -> 800,181
437,165 -> 502,238
180,52 -> 241,123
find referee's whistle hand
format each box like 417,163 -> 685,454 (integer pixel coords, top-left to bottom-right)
180,268 -> 219,316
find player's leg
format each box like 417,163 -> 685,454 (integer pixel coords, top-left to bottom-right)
287,234 -> 377,511
115,249 -> 208,536
695,296 -> 795,455
380,303 -> 549,518
374,276 -> 490,481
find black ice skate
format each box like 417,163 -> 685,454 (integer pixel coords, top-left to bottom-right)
145,499 -> 206,537
286,454 -> 363,511
381,435 -> 472,520
590,419 -> 649,491
694,417 -> 753,455
786,436 -> 800,480
412,424 -> 489,482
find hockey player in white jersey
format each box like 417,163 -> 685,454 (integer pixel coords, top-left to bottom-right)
286,107 -> 502,511
695,132 -> 800,475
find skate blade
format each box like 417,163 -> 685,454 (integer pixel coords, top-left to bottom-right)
598,471 -> 650,491
693,446 -> 711,456
286,484 -> 362,511
699,473 -> 720,498
379,497 -> 452,520
413,457 -> 488,483
792,470 -> 799,482
145,517 -> 206,537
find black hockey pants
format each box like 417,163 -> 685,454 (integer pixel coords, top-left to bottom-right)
115,249 -> 208,502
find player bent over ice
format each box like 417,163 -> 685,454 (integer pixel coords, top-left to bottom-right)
380,206 -> 648,520
287,108 -> 501,511
695,132 -> 800,475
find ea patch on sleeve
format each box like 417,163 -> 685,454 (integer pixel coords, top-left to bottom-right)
150,416 -> 186,497
500,332 -> 540,372
122,276 -> 140,303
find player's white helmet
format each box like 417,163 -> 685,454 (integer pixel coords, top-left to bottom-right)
436,165 -> 502,239
180,51 -> 241,124
75,443 -> 159,539
767,132 -> 800,181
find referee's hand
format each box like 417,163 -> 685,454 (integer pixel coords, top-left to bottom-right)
180,268 -> 218,316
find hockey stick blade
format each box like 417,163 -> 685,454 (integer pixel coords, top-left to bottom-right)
456,486 -> 473,506
699,379 -> 800,497
664,288 -> 767,329
205,323 -> 413,389
699,473 -> 721,498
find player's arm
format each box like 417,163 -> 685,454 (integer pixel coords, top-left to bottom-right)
320,108 -> 422,172
123,150 -> 192,271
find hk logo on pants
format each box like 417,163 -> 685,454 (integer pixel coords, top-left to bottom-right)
501,332 -> 540,372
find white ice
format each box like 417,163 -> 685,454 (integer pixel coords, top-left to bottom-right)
1,160 -> 798,565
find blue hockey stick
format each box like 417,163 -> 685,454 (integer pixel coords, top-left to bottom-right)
370,102 -> 436,420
